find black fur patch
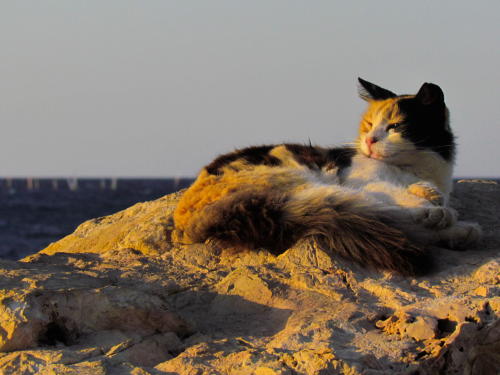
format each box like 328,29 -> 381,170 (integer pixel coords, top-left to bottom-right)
186,189 -> 302,254
284,144 -> 327,170
206,143 -> 356,176
324,147 -> 356,172
397,96 -> 455,162
205,145 -> 281,175
284,144 -> 355,174
314,213 -> 431,276
358,78 -> 397,101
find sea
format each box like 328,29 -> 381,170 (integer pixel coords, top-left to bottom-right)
0,178 -> 194,260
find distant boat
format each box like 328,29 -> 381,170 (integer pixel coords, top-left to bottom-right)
174,177 -> 181,189
67,178 -> 79,191
5,178 -> 15,194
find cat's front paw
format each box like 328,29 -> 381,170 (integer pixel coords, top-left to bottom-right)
408,182 -> 444,206
413,206 -> 458,229
438,221 -> 482,250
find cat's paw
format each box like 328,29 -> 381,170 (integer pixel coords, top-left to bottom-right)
408,182 -> 444,206
438,221 -> 482,250
413,206 -> 458,229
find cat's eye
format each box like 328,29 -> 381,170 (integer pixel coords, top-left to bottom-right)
386,123 -> 402,131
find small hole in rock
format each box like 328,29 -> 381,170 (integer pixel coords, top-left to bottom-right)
38,322 -> 72,346
415,351 -> 428,360
406,316 -> 416,323
465,316 -> 477,323
437,319 -> 457,338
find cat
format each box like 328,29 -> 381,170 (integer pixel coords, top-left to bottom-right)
172,78 -> 481,275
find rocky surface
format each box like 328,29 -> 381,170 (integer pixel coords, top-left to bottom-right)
0,180 -> 499,374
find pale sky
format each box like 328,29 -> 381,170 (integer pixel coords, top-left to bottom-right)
1,1 -> 499,177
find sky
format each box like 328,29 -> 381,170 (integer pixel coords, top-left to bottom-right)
1,1 -> 499,177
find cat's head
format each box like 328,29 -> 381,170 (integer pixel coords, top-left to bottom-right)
356,78 -> 455,165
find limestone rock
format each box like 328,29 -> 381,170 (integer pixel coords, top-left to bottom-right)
0,180 -> 498,374
40,192 -> 183,257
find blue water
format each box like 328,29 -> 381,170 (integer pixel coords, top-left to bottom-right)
0,178 -> 193,260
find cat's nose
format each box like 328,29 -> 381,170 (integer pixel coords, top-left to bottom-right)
366,136 -> 378,148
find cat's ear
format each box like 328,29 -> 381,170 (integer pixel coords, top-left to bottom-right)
357,78 -> 397,101
415,83 -> 444,106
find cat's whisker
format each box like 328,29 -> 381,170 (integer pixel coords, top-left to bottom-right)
341,142 -> 359,146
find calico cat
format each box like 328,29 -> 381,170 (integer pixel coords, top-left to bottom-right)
173,79 -> 481,275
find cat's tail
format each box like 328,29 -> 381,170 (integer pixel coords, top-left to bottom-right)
180,185 -> 429,276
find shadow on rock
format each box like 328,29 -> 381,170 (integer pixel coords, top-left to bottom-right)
169,289 -> 293,341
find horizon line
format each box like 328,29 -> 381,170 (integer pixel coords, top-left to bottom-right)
0,176 -> 498,180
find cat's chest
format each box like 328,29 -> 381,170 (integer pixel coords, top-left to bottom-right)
339,154 -> 417,189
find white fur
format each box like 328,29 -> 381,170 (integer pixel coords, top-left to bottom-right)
327,150 -> 481,249
341,154 -> 449,206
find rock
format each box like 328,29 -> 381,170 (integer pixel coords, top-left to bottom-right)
0,180 -> 499,374
405,316 -> 438,341
420,320 -> 500,375
0,261 -> 191,353
375,312 -> 438,341
473,260 -> 500,284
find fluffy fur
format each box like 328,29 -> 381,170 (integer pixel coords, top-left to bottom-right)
173,79 -> 481,275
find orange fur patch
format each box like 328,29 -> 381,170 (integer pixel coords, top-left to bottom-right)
359,97 -> 411,136
173,166 -> 310,235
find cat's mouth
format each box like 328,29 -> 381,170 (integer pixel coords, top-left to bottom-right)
359,140 -> 401,161
365,149 -> 401,161
360,147 -> 386,160
368,151 -> 384,160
